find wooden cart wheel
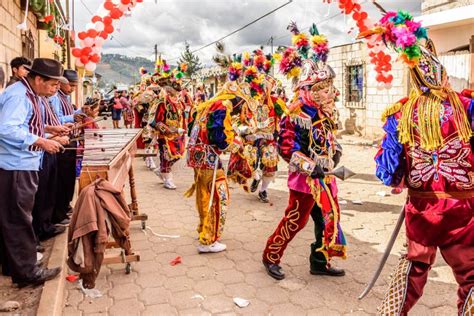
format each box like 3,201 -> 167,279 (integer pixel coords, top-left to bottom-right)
125,263 -> 132,274
141,221 -> 146,230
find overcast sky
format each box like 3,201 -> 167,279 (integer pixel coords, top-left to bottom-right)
71,0 -> 421,65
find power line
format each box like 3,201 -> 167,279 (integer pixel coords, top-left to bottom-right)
165,0 -> 293,63
190,0 -> 293,54
79,0 -> 93,15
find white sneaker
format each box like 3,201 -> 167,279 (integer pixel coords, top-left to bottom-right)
148,158 -> 157,170
163,180 -> 177,190
197,241 -> 227,253
145,157 -> 151,168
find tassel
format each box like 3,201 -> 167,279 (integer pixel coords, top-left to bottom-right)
184,183 -> 196,198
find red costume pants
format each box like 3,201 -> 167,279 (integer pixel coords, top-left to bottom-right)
401,238 -> 474,315
158,139 -> 179,173
263,190 -> 327,269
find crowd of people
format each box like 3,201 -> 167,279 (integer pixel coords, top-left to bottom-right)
0,8 -> 473,314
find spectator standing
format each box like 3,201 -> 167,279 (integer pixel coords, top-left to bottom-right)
121,90 -> 134,128
111,90 -> 123,129
6,57 -> 32,88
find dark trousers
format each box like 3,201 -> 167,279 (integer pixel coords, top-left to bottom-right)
0,169 -> 39,281
53,143 -> 76,223
32,152 -> 58,240
309,206 -> 328,270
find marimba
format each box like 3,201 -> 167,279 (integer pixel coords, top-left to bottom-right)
79,128 -> 148,273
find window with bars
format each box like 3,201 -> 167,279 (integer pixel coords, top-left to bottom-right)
345,64 -> 365,108
21,31 -> 35,60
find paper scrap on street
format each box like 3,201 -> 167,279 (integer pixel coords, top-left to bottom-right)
233,297 -> 250,308
170,256 -> 182,266
339,200 -> 348,205
78,280 -> 103,299
376,191 -> 387,197
352,200 -> 363,205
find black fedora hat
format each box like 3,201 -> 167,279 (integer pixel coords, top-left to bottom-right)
63,69 -> 79,83
24,58 -> 67,82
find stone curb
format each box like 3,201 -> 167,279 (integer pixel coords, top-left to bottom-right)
36,228 -> 69,316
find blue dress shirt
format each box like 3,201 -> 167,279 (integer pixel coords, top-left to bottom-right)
0,81 -> 43,171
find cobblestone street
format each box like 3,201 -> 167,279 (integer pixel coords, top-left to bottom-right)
63,137 -> 458,315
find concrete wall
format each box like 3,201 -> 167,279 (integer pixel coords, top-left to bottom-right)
422,0 -> 474,14
328,42 -> 409,140
427,24 -> 474,53
0,0 -> 39,91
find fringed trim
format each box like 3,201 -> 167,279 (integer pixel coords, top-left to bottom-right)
397,87 -> 472,151
307,176 -> 323,209
381,101 -> 404,123
290,113 -> 312,130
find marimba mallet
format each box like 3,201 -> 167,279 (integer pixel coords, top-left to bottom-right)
70,116 -> 108,131
62,147 -> 106,152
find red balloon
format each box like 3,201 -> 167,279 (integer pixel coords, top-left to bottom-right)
78,32 -> 87,40
353,3 -> 361,11
104,24 -> 114,34
80,55 -> 90,64
82,47 -> 92,55
110,8 -> 123,19
360,11 -> 368,20
72,48 -> 82,57
99,32 -> 109,39
352,12 -> 360,20
383,54 -> 392,62
386,74 -> 394,82
121,0 -> 131,4
136,0 -> 143,2
91,15 -> 102,23
104,1 -> 114,10
90,54 -> 101,63
103,16 -> 113,25
87,29 -> 98,38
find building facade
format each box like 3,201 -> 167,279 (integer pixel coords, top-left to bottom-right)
0,0 -> 39,90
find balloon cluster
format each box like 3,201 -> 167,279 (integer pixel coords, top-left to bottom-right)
323,0 -> 394,89
72,0 -> 143,72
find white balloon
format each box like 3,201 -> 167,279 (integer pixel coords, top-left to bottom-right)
95,21 -> 105,32
92,46 -> 101,54
75,59 -> 84,67
376,82 -> 385,91
85,62 -> 97,72
94,37 -> 105,47
384,83 -> 393,90
83,38 -> 94,47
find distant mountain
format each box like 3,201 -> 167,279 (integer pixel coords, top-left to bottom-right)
97,54 -> 155,86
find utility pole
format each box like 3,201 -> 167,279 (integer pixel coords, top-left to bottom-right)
268,36 -> 274,76
154,44 -> 158,62
65,0 -> 71,69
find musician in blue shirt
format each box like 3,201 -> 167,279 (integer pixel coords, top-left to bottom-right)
50,69 -> 84,225
0,58 -> 65,288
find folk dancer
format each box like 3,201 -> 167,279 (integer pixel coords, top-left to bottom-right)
361,11 -> 474,315
0,58 -> 65,286
262,23 -> 346,280
147,62 -> 186,189
228,50 -> 287,203
50,70 -> 84,225
185,61 -> 252,253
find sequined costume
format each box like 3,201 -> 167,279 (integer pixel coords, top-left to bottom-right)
262,23 -> 346,280
185,78 -> 252,251
363,11 -> 474,315
227,50 -> 287,202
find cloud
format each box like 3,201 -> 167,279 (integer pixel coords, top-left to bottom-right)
73,0 -> 421,65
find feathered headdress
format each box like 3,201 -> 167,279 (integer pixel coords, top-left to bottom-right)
358,10 -> 428,68
280,22 -> 333,90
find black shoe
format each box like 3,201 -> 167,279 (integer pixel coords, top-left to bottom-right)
39,226 -> 66,241
262,260 -> 285,280
16,267 -> 61,288
310,266 -> 345,277
250,179 -> 260,193
258,190 -> 269,203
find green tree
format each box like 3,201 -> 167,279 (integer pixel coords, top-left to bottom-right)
178,41 -> 202,77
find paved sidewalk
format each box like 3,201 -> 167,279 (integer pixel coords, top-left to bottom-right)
63,141 -> 457,315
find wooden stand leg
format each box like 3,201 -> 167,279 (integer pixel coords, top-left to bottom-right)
128,164 -> 148,228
